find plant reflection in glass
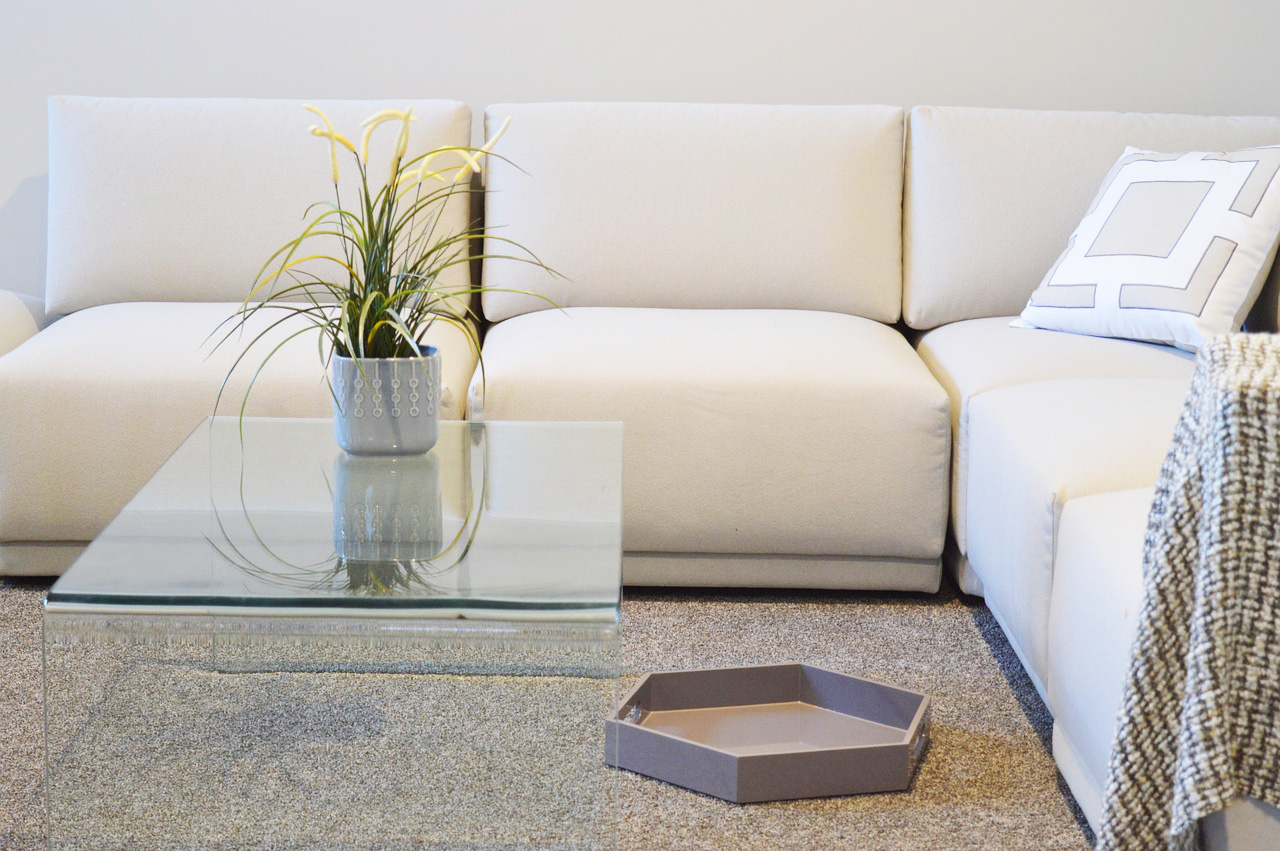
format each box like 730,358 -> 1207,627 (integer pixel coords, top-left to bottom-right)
209,426 -> 484,596
331,453 -> 449,594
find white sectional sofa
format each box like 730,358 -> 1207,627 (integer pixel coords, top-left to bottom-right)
2,97 -> 1277,842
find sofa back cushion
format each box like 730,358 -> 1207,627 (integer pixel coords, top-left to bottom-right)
903,105 -> 1280,330
46,97 -> 471,316
480,102 -> 905,323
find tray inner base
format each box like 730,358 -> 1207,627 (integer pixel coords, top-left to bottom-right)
637,700 -> 905,755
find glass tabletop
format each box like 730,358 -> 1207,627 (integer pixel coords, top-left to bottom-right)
47,417 -> 624,621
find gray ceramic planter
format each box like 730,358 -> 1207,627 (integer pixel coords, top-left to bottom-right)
331,347 -> 441,455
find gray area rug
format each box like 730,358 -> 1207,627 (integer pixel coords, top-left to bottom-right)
1,577 -> 1092,849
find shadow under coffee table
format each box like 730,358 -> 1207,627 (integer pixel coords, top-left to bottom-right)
43,417 -> 623,849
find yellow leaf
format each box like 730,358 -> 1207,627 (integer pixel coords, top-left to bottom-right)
453,116 -> 511,183
360,107 -> 417,165
304,105 -> 346,183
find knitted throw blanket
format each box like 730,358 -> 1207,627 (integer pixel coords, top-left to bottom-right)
1097,334 -> 1280,849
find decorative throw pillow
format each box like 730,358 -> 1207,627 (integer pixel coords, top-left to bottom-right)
1017,145 -> 1280,351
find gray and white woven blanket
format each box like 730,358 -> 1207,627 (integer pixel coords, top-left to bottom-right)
1097,334 -> 1280,849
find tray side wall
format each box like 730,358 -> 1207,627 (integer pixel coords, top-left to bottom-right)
737,744 -> 910,803
647,665 -> 801,710
799,665 -> 924,729
605,720 -> 740,801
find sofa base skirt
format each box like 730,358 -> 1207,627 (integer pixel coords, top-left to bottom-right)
943,539 -> 986,597
1053,723 -> 1105,833
2,543 -> 944,594
623,552 -> 942,592
0,541 -> 85,576
983,592 -> 1050,705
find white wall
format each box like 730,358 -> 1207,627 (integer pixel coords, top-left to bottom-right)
4,0 -> 1280,302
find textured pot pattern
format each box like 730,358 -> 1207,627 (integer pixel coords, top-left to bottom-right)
331,348 -> 441,455
332,452 -> 444,563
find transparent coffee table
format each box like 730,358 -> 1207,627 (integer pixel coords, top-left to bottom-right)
43,417 -> 623,849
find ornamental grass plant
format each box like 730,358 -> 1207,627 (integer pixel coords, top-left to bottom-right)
215,104 -> 548,415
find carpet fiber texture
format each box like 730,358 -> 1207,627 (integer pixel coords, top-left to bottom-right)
2,577 -> 1092,849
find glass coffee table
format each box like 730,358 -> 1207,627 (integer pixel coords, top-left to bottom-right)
43,417 -> 624,848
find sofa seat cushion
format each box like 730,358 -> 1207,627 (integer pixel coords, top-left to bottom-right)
916,317 -> 1194,553
469,307 -> 951,560
965,378 -> 1186,695
0,302 -> 477,544
1046,487 -> 1152,828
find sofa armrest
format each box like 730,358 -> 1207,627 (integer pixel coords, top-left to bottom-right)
0,289 -> 42,358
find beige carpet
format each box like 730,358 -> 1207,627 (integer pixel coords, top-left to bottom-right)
0,578 -> 45,850
2,576 -> 1092,849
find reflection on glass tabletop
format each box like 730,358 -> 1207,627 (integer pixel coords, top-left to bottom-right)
47,418 -> 623,620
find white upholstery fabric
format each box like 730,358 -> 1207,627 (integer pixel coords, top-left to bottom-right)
1019,146 -> 1280,351
480,102 -> 905,322
903,105 -> 1280,330
469,308 -> 950,566
965,379 -> 1187,689
0,303 -> 476,546
915,317 -> 1194,552
1046,487 -> 1153,830
46,97 -> 472,316
0,289 -> 39,357
16,292 -> 46,330
1053,725 -> 1107,838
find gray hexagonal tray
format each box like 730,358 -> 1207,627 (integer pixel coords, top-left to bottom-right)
604,663 -> 930,803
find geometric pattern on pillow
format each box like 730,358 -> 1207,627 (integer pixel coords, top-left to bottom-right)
1019,146 -> 1280,351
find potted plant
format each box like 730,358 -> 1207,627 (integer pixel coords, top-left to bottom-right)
216,104 -> 546,454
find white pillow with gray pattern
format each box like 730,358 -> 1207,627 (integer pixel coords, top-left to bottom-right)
1017,145 -> 1280,351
